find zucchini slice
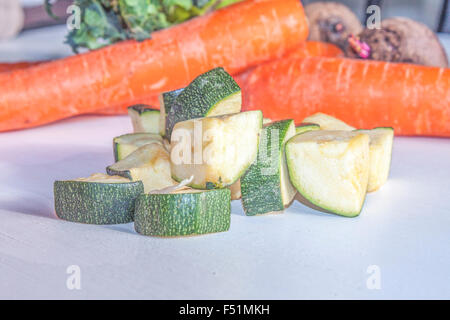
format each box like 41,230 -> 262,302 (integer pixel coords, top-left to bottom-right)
229,180 -> 241,200
54,173 -> 144,225
165,67 -> 242,139
171,110 -> 263,189
159,88 -> 183,137
296,123 -> 320,134
302,113 -> 355,131
107,143 -> 175,193
355,127 -> 394,192
286,130 -> 370,217
134,188 -> 231,237
241,120 -> 297,215
128,105 -> 160,134
113,133 -> 163,162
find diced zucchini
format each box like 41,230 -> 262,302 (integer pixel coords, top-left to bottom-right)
296,123 -> 320,134
302,113 -> 355,131
159,88 -> 183,137
241,120 -> 297,215
355,127 -> 394,192
165,67 -> 242,139
134,188 -> 231,237
113,133 -> 163,162
128,105 -> 160,134
107,143 -> 175,193
171,110 -> 263,189
286,130 -> 370,217
54,173 -> 144,224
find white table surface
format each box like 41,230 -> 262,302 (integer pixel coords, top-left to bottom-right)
0,26 -> 449,300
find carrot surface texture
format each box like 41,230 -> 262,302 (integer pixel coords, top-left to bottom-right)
243,57 -> 450,137
0,0 -> 308,132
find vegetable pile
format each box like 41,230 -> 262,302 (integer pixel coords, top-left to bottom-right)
54,67 -> 394,237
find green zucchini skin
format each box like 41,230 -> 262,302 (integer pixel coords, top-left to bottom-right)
165,67 -> 241,139
240,120 -> 294,216
54,180 -> 144,224
159,88 -> 184,136
106,167 -> 132,180
134,189 -> 231,237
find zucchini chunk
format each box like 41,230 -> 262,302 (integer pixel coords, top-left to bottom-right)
107,143 -> 175,193
159,88 -> 183,137
241,120 -> 297,215
286,130 -> 370,217
128,105 -> 160,134
134,188 -> 231,237
165,67 -> 242,139
302,113 -> 355,131
54,173 -> 144,225
296,123 -> 320,134
113,133 -> 163,162
355,127 -> 394,192
171,110 -> 263,189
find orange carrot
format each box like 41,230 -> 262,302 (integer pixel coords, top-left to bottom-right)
95,42 -> 342,115
0,0 -> 308,132
243,57 -> 450,137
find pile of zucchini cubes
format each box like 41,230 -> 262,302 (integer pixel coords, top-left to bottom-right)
54,67 -> 394,237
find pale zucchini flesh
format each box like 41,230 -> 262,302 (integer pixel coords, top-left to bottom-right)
302,113 -> 355,131
241,120 -> 297,216
170,110 -> 263,189
128,105 -> 160,134
107,143 -> 175,193
113,133 -> 163,162
286,130 -> 370,217
355,127 -> 394,192
159,88 -> 183,137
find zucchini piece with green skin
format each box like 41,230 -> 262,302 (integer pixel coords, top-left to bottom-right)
128,105 -> 160,134
241,120 -> 297,216
171,110 -> 263,189
165,67 -> 242,139
229,180 -> 241,200
54,173 -> 144,225
302,113 -> 355,131
286,130 -> 370,217
159,88 -> 184,137
113,133 -> 163,162
296,123 -> 320,134
107,143 -> 175,193
354,127 -> 394,192
134,188 -> 231,237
